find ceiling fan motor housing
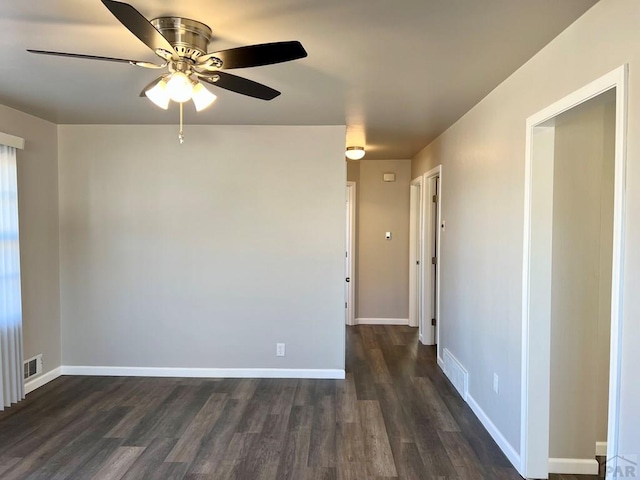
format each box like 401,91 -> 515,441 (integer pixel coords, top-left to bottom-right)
151,17 -> 212,61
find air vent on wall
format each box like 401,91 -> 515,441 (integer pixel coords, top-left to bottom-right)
23,354 -> 43,380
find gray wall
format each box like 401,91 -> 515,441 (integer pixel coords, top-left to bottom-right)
356,160 -> 411,320
0,104 -> 61,376
58,125 -> 346,370
549,97 -> 614,458
412,0 -> 640,456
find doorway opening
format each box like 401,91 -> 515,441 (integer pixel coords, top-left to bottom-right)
521,66 -> 627,480
409,177 -> 423,332
345,182 -> 356,326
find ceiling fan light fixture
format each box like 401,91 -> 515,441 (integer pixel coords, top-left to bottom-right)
345,146 -> 366,160
166,72 -> 194,103
191,82 -> 217,112
145,78 -> 170,109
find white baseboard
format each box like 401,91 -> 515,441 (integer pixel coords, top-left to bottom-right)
467,393 -> 522,471
61,366 -> 345,379
437,355 -> 445,372
25,366 -> 63,394
596,441 -> 607,456
437,348 -> 520,474
23,366 -> 345,394
548,458 -> 599,475
355,318 -> 409,325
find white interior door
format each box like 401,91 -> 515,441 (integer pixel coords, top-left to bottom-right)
345,182 -> 356,326
409,178 -> 423,332
421,166 -> 442,347
430,176 -> 439,344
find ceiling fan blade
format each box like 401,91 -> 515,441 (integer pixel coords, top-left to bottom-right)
101,0 -> 178,61
199,72 -> 281,100
27,49 -> 165,68
202,41 -> 307,70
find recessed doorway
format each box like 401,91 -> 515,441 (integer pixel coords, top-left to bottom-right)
520,66 -> 627,479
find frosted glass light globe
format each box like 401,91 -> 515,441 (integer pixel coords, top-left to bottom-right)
166,72 -> 194,103
345,146 -> 366,160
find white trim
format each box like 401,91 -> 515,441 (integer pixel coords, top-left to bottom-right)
548,458 -> 600,475
60,366 -> 345,379
421,165 -> 442,350
596,441 -> 608,457
355,318 -> 409,326
346,182 -> 357,326
521,65 -> 627,480
437,355 -> 446,373
24,367 -> 63,394
0,132 -> 25,150
606,63 -> 628,480
409,176 -> 424,329
467,394 -> 521,472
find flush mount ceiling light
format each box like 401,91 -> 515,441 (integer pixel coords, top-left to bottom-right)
27,0 -> 308,144
345,146 -> 366,160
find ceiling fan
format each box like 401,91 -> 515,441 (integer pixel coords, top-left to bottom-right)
28,0 -> 307,140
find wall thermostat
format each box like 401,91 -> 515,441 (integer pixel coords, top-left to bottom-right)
383,173 -> 396,182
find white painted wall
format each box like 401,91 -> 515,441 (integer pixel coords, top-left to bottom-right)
0,104 -> 61,377
548,97 -> 614,459
412,0 -> 640,458
58,125 -> 346,371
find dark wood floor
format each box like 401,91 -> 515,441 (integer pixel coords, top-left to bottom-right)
0,325 -> 527,479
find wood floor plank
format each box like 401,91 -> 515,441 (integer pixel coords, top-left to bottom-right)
336,421 -> 365,466
336,373 -> 357,425
165,393 -> 228,463
358,400 -> 398,477
187,399 -> 250,475
439,431 -> 489,479
308,394 -> 336,468
275,422 -> 312,479
120,438 -> 177,480
367,348 -> 392,382
90,447 -> 146,480
389,441 -> 430,480
412,376 -> 460,432
105,383 -> 176,439
0,458 -> 21,477
0,326 -> 526,480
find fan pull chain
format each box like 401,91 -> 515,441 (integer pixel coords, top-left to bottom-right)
178,102 -> 185,144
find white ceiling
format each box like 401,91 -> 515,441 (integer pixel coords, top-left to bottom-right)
0,0 -> 597,159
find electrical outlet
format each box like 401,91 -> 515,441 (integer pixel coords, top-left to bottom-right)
493,373 -> 499,394
276,343 -> 286,357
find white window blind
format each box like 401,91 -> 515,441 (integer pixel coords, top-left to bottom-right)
0,143 -> 24,409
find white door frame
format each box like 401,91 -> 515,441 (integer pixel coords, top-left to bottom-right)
409,177 -> 424,331
520,65 -> 628,479
422,166 -> 442,349
346,182 -> 356,326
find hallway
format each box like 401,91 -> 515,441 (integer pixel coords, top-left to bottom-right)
345,325 -> 521,479
0,326 -> 522,479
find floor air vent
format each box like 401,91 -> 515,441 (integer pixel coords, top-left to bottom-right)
443,349 -> 469,400
24,354 -> 43,380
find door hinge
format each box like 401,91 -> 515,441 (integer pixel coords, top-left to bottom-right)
345,302 -> 348,308
416,260 -> 420,265
432,318 -> 436,326
432,256 -> 437,265
432,194 -> 439,203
